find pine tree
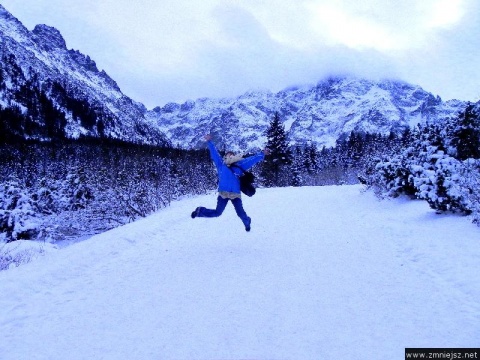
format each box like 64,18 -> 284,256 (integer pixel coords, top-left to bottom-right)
304,142 -> 319,174
291,146 -> 304,187
261,112 -> 292,187
452,103 -> 480,160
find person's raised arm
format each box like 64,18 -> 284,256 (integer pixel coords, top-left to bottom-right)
204,134 -> 222,168
236,147 -> 270,170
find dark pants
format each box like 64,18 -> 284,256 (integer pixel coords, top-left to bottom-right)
197,195 -> 251,227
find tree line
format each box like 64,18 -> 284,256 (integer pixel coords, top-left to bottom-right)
0,137 -> 214,243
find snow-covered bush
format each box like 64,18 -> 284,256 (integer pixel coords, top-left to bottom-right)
0,179 -> 40,241
371,156 -> 415,198
458,159 -> 480,223
116,171 -> 168,222
64,169 -> 94,210
0,240 -> 47,271
32,177 -> 60,215
367,102 -> 480,224
413,154 -> 467,213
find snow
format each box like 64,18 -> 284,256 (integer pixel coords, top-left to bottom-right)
1,185 -> 479,359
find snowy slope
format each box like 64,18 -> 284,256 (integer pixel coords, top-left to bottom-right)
1,185 -> 479,359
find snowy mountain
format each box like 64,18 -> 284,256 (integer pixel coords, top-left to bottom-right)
0,4 -> 466,150
146,77 -> 466,152
0,4 -> 169,145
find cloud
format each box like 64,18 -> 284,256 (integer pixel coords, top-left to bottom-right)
393,0 -> 480,101
166,4 -> 400,102
426,0 -> 464,28
114,0 -> 479,106
2,0 -> 480,107
304,0 -> 467,51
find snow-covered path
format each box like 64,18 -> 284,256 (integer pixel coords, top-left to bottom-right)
1,185 -> 479,359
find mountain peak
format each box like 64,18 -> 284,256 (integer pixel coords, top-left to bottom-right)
0,4 -> 29,38
32,24 -> 67,51
0,5 -> 169,146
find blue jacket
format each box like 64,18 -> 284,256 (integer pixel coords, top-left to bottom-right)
207,141 -> 264,194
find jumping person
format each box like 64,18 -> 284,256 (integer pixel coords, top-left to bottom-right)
191,134 -> 269,232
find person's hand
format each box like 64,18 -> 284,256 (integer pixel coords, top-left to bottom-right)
204,134 -> 212,141
263,147 -> 271,155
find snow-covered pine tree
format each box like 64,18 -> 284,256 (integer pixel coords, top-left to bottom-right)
261,112 -> 292,187
451,102 -> 480,160
303,142 -> 319,175
290,146 -> 304,187
0,178 -> 40,241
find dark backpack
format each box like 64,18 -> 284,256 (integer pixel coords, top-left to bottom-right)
230,164 -> 256,197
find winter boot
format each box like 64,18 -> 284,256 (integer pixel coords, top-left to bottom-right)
245,217 -> 251,232
191,207 -> 201,219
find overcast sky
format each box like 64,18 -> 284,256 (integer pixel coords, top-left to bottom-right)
2,0 -> 480,109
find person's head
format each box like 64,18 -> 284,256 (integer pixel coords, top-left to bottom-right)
223,151 -> 243,165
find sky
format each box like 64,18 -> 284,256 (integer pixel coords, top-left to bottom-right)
2,0 -> 480,109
